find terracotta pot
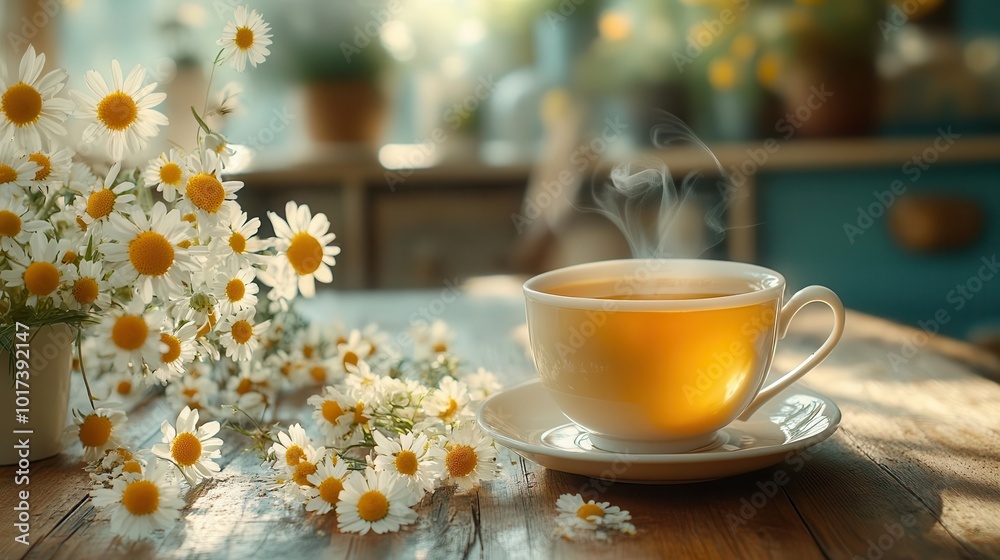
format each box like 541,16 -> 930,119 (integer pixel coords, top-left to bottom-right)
0,324 -> 76,465
304,81 -> 386,144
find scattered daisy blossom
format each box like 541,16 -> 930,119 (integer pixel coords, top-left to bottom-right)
372,430 -> 440,494
152,406 -> 224,483
554,494 -> 637,540
65,407 -> 128,462
336,468 -> 419,535
90,463 -> 185,540
432,423 -> 497,492
304,457 -> 350,515
262,201 -> 340,299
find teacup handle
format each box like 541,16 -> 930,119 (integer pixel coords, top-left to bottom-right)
737,286 -> 846,421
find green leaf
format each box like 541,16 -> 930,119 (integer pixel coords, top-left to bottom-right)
191,107 -> 213,134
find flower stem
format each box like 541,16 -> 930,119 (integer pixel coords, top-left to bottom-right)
76,332 -> 97,411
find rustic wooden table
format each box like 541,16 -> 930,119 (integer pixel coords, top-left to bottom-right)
3,289 -> 1000,559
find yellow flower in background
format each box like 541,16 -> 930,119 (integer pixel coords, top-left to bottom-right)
757,51 -> 783,89
71,60 -> 168,161
218,5 -> 273,73
708,57 -> 738,91
0,45 -> 74,152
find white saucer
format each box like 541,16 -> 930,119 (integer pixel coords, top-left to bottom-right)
477,380 -> 841,483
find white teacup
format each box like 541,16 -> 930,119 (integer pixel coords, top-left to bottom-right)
523,259 -> 845,454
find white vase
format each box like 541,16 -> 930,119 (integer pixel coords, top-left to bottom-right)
0,324 -> 76,466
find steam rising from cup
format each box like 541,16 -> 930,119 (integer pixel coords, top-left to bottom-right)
589,113 -> 740,259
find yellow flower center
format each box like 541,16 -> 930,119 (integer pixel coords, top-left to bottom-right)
353,402 -> 368,425
230,319 -> 253,344
121,460 -> 143,474
0,210 -> 21,237
29,153 -> 51,181
293,460 -> 317,486
181,388 -> 200,404
177,239 -> 192,249
61,250 -> 77,264
78,414 -> 112,447
342,351 -> 359,370
321,400 -> 343,424
432,343 -> 448,353
445,444 -> 477,478
234,27 -> 255,50
160,333 -> 182,363
394,450 -> 419,476
1,82 -> 42,126
159,162 -> 182,185
76,216 -> 88,231
576,503 -> 605,522
302,344 -> 315,359
356,490 -> 389,522
196,313 -> 217,338
318,477 -> 344,505
182,213 -> 197,224
229,232 -> 247,253
186,173 -> 225,213
284,444 -> 305,466
438,398 -> 459,421
286,232 -> 323,275
72,277 -> 99,305
171,432 -> 203,467
128,231 -> 174,276
225,278 -> 245,302
235,378 -> 253,395
86,188 -> 117,220
0,164 -> 16,185
111,314 -> 148,351
23,261 -> 60,296
309,365 -> 327,383
116,380 -> 132,395
115,447 -> 133,461
96,91 -> 138,131
121,480 -> 160,515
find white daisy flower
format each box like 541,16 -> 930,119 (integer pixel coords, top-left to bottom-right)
268,423 -> 317,471
432,423 -> 497,492
263,201 -> 340,299
272,432 -> 325,488
207,206 -> 264,268
304,457 -> 350,515
71,59 -> 168,161
422,376 -> 473,425
412,319 -> 456,360
337,329 -> 372,371
96,370 -> 143,402
300,356 -> 344,387
0,45 -> 74,152
218,5 -> 273,73
361,323 -> 393,359
306,385 -> 354,444
152,406 -> 224,483
0,141 -> 40,192
217,308 -> 270,362
94,299 -> 165,374
150,321 -> 198,384
372,430 -> 440,494
62,258 -> 112,311
0,191 -> 49,252
179,149 -> 242,225
0,230 -> 74,305
165,370 -> 218,412
73,162 -> 137,234
64,407 -> 128,462
220,365 -> 273,420
211,263 -> 258,316
87,446 -> 146,487
67,160 -> 99,193
90,463 -> 184,540
554,494 -> 636,539
27,146 -> 73,191
101,201 -> 201,303
460,367 -> 503,402
344,360 -> 382,403
203,131 -> 235,167
336,468 -> 419,535
144,148 -> 189,202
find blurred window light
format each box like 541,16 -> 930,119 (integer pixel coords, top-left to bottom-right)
178,2 -> 208,28
440,55 -> 468,78
456,19 -> 486,46
380,21 -> 416,62
378,143 -> 441,170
